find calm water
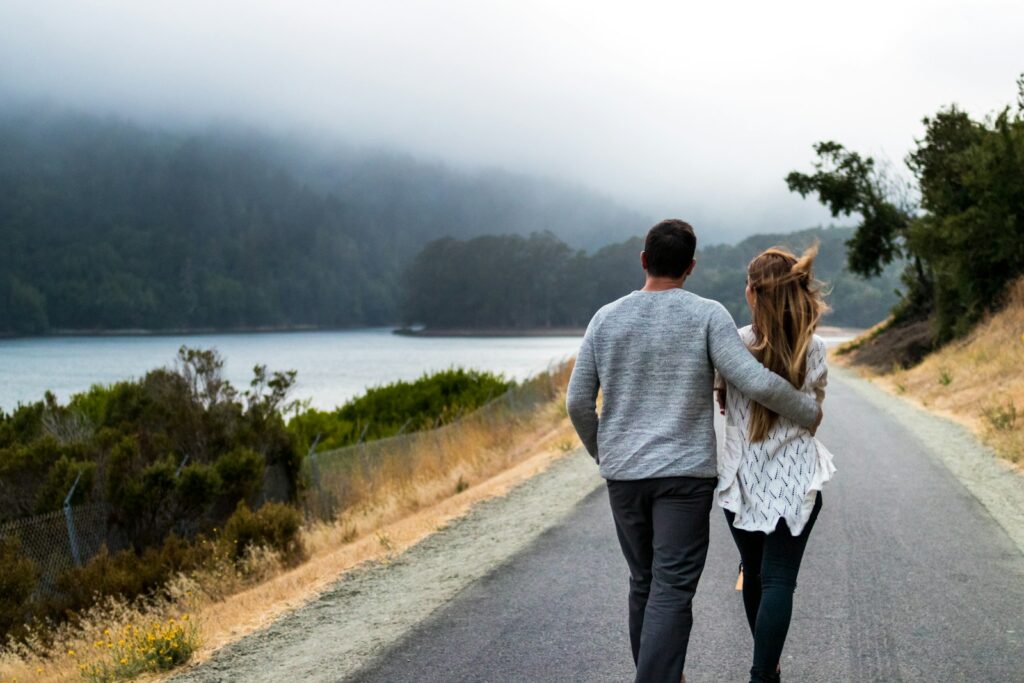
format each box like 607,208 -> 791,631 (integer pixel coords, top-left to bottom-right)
0,327 -> 858,413
0,329 -> 584,412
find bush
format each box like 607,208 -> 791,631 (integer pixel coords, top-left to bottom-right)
221,502 -> 304,566
0,537 -> 39,638
176,462 -> 222,511
80,615 -> 200,681
289,368 -> 512,451
53,535 -> 211,616
0,347 -> 307,641
214,447 -> 265,502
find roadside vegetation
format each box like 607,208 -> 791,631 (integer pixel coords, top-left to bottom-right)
790,75 -> 1024,361
838,277 -> 1024,466
0,351 -> 574,682
801,75 -> 1023,465
289,369 -> 511,452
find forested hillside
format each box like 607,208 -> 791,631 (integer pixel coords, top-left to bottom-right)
0,106 -> 646,334
402,226 -> 902,330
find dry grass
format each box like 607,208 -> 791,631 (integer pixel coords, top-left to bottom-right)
836,277 -> 1024,466
0,364 -> 581,683
303,362 -> 575,521
190,421 -> 578,665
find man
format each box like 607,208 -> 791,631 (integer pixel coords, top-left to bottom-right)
566,219 -> 821,683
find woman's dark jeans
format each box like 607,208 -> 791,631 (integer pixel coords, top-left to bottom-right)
724,493 -> 822,683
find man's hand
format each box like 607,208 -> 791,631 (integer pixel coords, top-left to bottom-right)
809,406 -> 823,436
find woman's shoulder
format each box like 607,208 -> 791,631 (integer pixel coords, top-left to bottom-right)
737,324 -> 755,344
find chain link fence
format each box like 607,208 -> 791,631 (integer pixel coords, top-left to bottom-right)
303,361 -> 570,523
0,360 -> 572,601
0,501 -> 112,596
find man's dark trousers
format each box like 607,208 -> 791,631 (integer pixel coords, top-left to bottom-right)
606,475 -> 717,683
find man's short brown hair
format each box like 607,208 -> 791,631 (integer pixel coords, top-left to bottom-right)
644,219 -> 697,278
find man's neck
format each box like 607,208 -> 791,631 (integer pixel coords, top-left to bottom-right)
641,276 -> 686,292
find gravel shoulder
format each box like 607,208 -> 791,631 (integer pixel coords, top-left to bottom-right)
832,364 -> 1024,553
170,451 -> 603,683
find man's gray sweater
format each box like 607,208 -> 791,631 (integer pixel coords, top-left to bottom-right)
565,289 -> 819,480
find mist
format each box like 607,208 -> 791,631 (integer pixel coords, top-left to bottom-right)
1,0 -> 1021,243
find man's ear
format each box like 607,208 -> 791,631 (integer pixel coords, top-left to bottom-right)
640,251 -> 648,271
685,259 -> 696,277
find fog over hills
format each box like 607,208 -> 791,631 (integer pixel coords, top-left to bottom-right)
1,104 -> 908,335
0,105 -> 651,333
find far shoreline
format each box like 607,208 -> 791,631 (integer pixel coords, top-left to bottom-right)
1,323 -> 864,342
0,324 -> 378,342
395,324 -> 863,339
393,327 -> 586,338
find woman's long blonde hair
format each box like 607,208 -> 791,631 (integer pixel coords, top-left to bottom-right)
746,243 -> 830,442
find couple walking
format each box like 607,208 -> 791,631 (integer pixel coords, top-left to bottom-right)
566,219 -> 835,683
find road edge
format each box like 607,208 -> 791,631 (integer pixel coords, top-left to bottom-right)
168,450 -> 605,682
833,365 -> 1024,554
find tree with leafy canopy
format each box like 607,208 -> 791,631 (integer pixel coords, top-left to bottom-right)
786,75 -> 1024,342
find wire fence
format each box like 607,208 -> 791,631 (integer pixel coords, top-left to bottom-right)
302,361 -> 571,523
0,360 -> 572,600
0,502 -> 112,597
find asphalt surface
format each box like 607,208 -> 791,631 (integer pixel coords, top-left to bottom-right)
354,371 -> 1024,682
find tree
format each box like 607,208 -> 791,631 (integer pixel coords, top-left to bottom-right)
787,75 -> 1024,342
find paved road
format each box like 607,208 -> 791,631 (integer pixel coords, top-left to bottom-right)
355,370 -> 1024,682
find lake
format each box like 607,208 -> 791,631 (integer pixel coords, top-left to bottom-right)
0,329 -> 584,412
0,326 -> 859,413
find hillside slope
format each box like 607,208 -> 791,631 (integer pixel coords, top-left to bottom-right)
837,277 -> 1024,465
0,105 -> 647,334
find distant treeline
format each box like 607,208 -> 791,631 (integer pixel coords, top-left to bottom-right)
0,106 -> 645,334
402,226 -> 902,330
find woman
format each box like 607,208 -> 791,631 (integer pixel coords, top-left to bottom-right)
715,244 -> 836,683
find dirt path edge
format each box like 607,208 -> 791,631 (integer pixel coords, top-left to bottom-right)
833,365 -> 1024,554
169,451 -> 603,683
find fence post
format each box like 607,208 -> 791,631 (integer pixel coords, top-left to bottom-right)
63,472 -> 83,566
175,454 -> 190,478
306,434 -> 323,520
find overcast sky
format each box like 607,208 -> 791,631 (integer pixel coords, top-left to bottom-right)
1,0 -> 1021,243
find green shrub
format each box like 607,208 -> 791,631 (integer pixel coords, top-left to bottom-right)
175,462 -> 222,510
53,535 -> 212,616
0,537 -> 39,638
289,368 -> 512,451
214,447 -> 265,502
0,347 -> 307,642
81,614 -> 200,681
221,502 -> 304,566
33,455 -> 97,513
